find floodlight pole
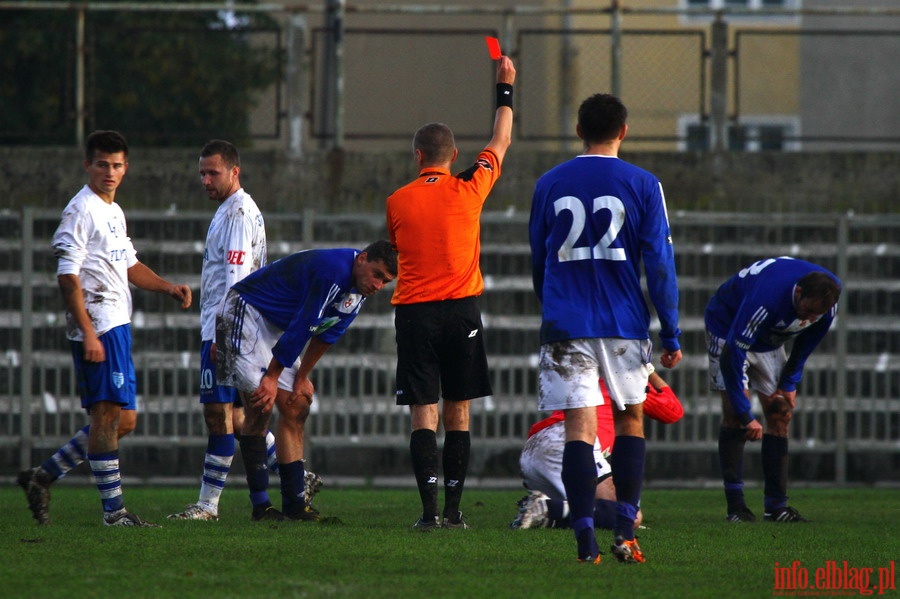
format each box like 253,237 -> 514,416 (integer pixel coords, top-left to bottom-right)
75,8 -> 86,146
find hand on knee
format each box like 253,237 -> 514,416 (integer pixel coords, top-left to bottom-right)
763,396 -> 792,436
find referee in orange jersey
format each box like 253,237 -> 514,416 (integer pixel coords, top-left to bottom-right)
386,55 -> 516,531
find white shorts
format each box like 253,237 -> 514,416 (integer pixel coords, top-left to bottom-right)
537,338 -> 652,412
216,291 -> 301,394
706,333 -> 786,397
519,421 -> 611,500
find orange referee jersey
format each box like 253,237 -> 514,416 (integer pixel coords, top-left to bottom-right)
386,149 -> 501,305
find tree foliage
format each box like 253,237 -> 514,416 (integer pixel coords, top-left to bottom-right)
0,2 -> 281,146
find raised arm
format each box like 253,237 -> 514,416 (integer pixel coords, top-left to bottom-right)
485,56 -> 517,164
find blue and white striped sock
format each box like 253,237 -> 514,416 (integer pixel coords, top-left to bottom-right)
41,425 -> 90,482
198,433 -> 234,510
89,450 -> 125,514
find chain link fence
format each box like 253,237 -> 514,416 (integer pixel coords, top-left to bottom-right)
2,2 -> 898,151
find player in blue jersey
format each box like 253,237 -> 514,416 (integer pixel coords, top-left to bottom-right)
706,257 -> 841,523
216,241 -> 397,521
529,93 -> 682,564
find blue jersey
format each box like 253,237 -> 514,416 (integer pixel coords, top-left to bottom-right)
529,155 -> 681,349
705,257 -> 839,418
232,248 -> 365,369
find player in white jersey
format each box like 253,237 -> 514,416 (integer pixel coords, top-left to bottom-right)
18,130 -> 192,527
164,140 -> 268,521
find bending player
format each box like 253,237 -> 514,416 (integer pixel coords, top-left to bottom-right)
217,241 -> 396,521
511,366 -> 683,530
707,257 -> 840,523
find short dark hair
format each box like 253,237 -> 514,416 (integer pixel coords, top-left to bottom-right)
577,94 -> 628,144
413,122 -> 456,165
200,139 -> 241,168
798,271 -> 841,309
361,239 -> 398,276
85,130 -> 128,162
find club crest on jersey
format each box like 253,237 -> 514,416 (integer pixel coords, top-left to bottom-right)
334,292 -> 364,314
112,372 -> 125,389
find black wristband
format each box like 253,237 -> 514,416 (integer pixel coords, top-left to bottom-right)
496,83 -> 513,109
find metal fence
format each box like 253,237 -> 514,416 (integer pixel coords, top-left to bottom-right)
2,2 -> 899,151
1,208 -> 898,482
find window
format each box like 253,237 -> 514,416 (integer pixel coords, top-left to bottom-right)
681,0 -> 801,23
685,0 -> 796,8
679,116 -> 800,151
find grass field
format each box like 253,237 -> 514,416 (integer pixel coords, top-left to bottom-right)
2,484 -> 897,598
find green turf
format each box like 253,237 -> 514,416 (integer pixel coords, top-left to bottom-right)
2,485 -> 897,598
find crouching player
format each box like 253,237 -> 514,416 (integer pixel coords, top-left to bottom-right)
512,366 -> 683,530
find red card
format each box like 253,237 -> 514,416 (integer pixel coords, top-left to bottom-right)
485,36 -> 502,60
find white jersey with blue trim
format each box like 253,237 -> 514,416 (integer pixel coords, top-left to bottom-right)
52,185 -> 138,340
705,257 -> 839,405
200,188 -> 266,342
529,154 -> 681,349
232,248 -> 364,369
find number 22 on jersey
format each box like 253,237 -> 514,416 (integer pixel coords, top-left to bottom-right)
553,195 -> 626,262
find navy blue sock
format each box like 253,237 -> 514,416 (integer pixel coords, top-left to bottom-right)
442,430 -> 470,520
611,435 -> 645,541
279,459 -> 306,517
593,498 -> 617,530
546,497 -> 567,526
719,427 -> 748,512
410,429 -> 439,521
238,435 -> 271,509
562,441 -> 599,559
762,434 -> 789,512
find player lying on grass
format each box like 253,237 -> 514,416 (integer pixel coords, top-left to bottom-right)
511,366 -> 683,530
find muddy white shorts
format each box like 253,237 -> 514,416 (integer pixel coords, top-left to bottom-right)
216,290 -> 301,394
537,337 -> 652,412
706,332 -> 786,397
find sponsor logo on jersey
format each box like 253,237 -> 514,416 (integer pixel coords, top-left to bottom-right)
309,316 -> 340,335
227,250 -> 246,265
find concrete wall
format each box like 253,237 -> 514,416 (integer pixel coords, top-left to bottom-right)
2,147 -> 897,215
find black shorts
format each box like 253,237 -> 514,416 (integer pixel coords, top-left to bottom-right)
394,297 -> 493,405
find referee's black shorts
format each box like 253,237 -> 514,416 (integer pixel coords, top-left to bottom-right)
394,296 -> 493,405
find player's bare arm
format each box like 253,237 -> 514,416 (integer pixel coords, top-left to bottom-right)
290,337 -> 332,405
57,273 -> 104,362
485,56 -> 516,163
127,261 -> 193,308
